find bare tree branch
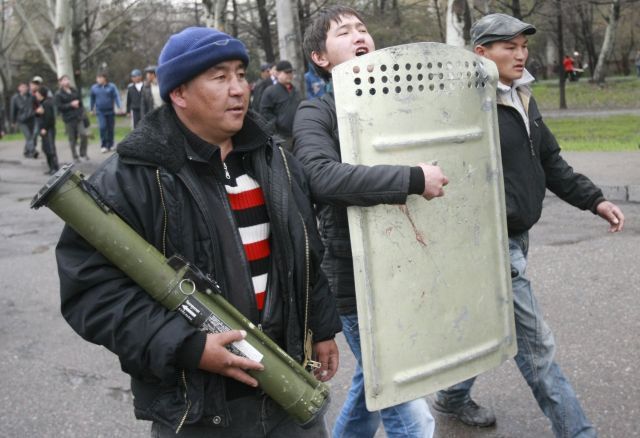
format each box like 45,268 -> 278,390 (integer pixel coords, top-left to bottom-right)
13,1 -> 57,71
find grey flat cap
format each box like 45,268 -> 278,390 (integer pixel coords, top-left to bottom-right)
471,13 -> 536,46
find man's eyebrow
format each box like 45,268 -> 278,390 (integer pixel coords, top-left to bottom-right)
335,22 -> 362,32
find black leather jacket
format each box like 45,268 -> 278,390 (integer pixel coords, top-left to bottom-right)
56,105 -> 340,430
292,91 -> 412,315
497,92 -> 604,235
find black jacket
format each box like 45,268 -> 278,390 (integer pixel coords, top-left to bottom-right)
126,83 -> 143,113
497,91 -> 604,235
10,92 -> 35,124
140,82 -> 157,116
36,97 -> 56,131
55,87 -> 84,123
56,105 -> 340,430
292,91 -> 413,315
251,78 -> 273,112
260,83 -> 301,138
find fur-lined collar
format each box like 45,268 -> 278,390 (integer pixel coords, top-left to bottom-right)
117,106 -> 270,173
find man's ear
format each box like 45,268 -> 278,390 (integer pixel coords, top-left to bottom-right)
311,51 -> 330,70
474,45 -> 486,57
169,85 -> 187,109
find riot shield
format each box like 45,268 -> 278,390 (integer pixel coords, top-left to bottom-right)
332,42 -> 516,410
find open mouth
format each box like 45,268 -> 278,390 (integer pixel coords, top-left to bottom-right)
355,47 -> 368,56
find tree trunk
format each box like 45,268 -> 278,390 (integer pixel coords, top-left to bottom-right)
275,0 -> 305,96
592,0 -> 621,84
202,0 -> 228,30
511,0 -> 522,20
556,0 -> 567,109
576,2 -> 596,77
446,0 -> 466,47
256,0 -> 275,62
543,36 -> 555,79
53,0 -> 76,87
431,0 -> 445,43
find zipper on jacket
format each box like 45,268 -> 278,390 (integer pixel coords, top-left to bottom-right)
242,150 -> 278,327
528,137 -> 535,157
155,169 -> 168,256
500,103 -> 536,158
156,170 -> 191,432
277,146 -> 320,371
175,369 -> 191,434
222,161 -> 231,180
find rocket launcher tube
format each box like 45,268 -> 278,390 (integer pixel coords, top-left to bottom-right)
31,165 -> 329,427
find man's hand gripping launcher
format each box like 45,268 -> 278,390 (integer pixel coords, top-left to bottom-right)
31,165 -> 329,427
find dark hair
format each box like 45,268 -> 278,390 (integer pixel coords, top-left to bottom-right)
36,86 -> 49,98
303,6 -> 364,80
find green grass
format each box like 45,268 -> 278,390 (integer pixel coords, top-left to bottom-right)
545,115 -> 640,151
3,78 -> 638,152
532,76 -> 640,111
2,113 -> 132,144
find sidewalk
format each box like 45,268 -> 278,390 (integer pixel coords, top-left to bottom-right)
556,151 -> 640,203
1,138 -> 638,203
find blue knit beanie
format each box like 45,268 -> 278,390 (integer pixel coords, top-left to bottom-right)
156,27 -> 249,102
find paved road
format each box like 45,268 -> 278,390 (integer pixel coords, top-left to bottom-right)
1,139 -> 638,437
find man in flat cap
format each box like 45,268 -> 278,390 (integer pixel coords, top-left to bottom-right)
433,13 -> 624,437
125,69 -> 144,128
56,26 -> 340,437
259,60 -> 302,148
141,65 -> 163,119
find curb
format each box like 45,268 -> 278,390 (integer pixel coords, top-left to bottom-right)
548,185 -> 640,204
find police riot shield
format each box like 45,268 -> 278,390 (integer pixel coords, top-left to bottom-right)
332,42 -> 516,410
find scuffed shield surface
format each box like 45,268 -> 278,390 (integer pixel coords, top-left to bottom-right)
332,42 -> 516,410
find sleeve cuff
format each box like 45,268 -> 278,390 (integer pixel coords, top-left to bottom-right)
176,332 -> 207,370
409,167 -> 425,195
590,196 -> 606,214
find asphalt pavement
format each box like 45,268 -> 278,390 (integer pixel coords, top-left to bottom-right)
1,134 -> 638,437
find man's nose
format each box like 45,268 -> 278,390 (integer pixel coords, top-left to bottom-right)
229,76 -> 245,94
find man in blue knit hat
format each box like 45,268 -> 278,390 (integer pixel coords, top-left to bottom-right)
56,27 -> 341,437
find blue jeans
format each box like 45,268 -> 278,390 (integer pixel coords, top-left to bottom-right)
96,111 -> 115,149
436,232 -> 596,438
333,313 -> 435,438
19,120 -> 36,156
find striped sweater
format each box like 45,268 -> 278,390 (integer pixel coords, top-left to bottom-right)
223,153 -> 271,311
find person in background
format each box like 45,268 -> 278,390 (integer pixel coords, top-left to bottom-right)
304,62 -> 325,99
90,72 -> 121,153
140,65 -> 162,117
563,54 -> 577,81
55,74 -> 89,162
34,86 -> 59,175
259,60 -> 301,148
10,82 -> 37,158
250,62 -> 273,112
434,13 -> 624,437
125,69 -> 144,128
29,76 -> 48,154
293,6 -> 447,437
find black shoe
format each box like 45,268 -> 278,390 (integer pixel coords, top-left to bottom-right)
33,151 -> 39,159
432,398 -> 496,427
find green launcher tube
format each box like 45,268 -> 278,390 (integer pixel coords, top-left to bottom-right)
31,165 -> 329,427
